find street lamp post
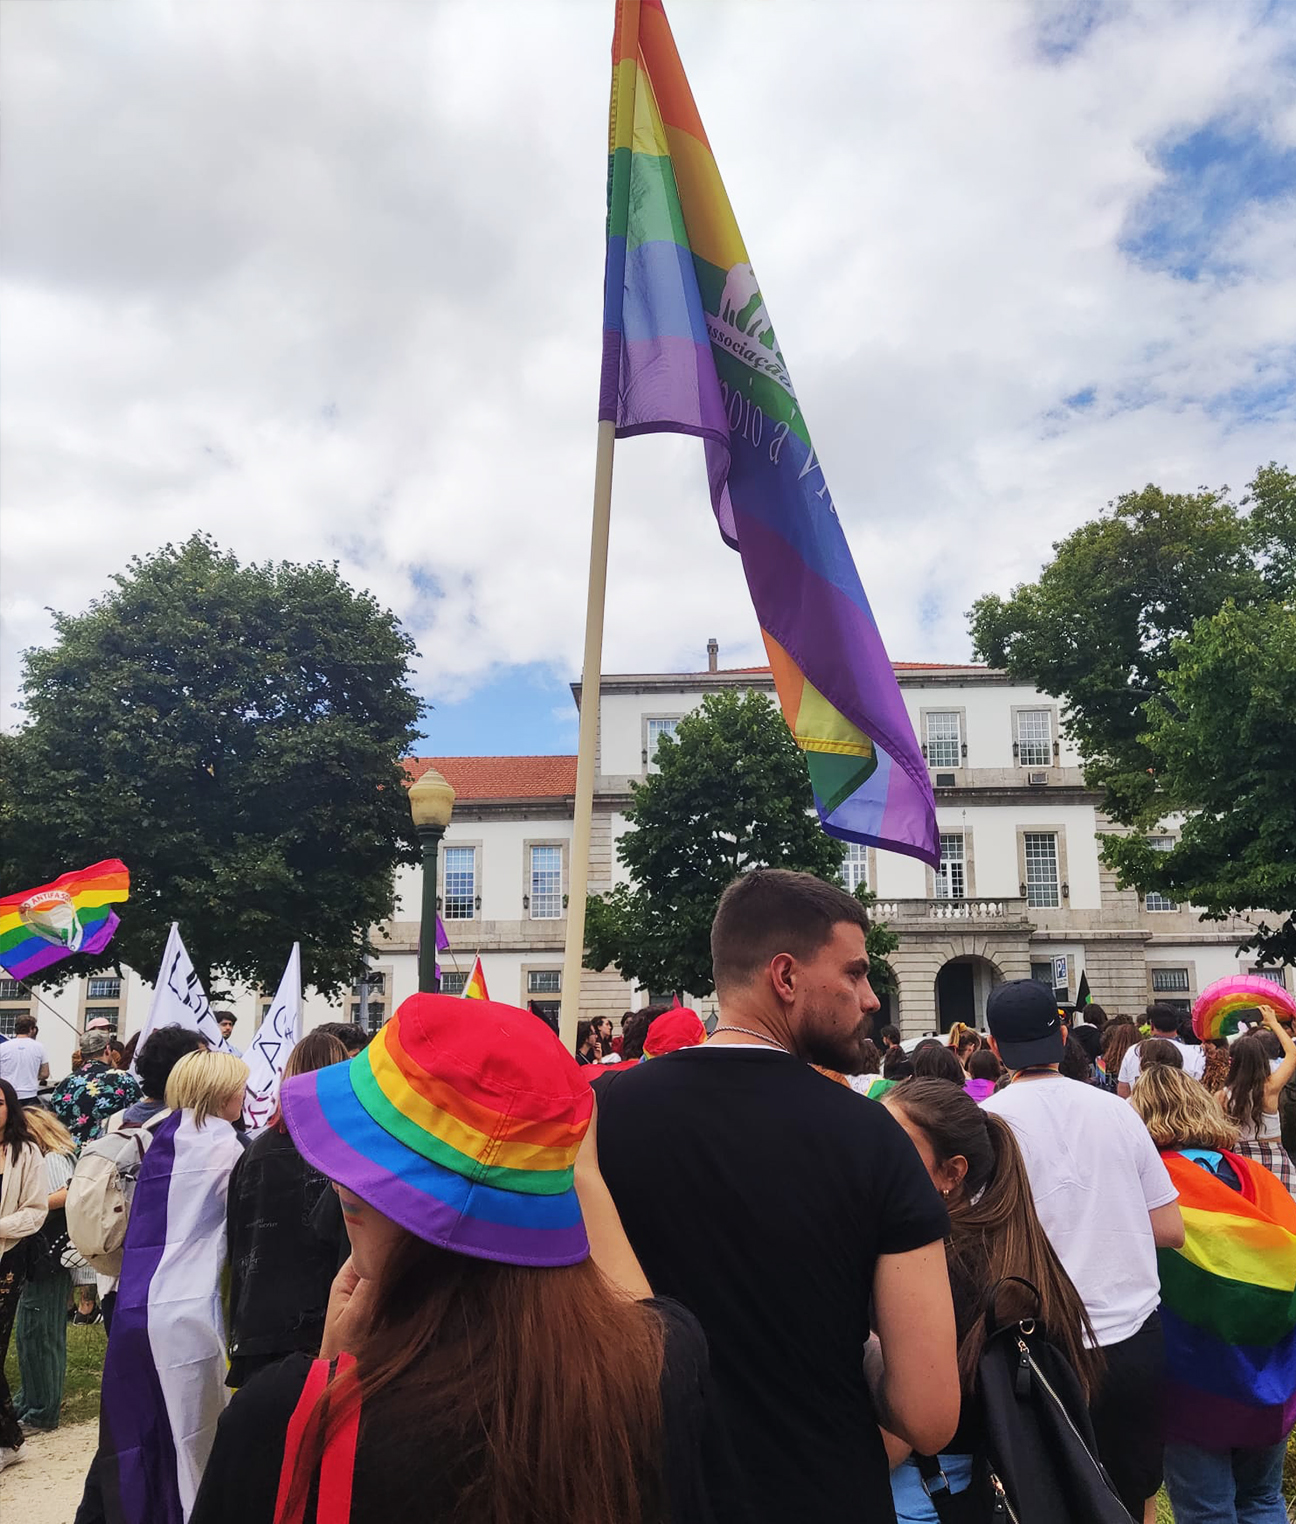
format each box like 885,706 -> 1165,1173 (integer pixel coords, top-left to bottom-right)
408,765 -> 456,994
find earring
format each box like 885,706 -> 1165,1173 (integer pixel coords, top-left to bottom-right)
941,1188 -> 952,1197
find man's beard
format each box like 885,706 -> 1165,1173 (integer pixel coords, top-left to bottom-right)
798,1001 -> 871,1073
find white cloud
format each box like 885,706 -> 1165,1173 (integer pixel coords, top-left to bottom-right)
2,0 -> 1293,726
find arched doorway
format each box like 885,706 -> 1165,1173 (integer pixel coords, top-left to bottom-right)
935,956 -> 1002,1032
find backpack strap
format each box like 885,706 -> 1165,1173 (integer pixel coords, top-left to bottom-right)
273,1354 -> 360,1524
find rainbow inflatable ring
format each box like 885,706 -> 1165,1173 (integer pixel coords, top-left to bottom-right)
1192,974 -> 1296,1041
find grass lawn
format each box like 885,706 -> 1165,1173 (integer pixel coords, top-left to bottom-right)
4,1319 -> 107,1428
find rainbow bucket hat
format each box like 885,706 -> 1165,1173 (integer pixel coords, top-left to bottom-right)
281,993 -> 593,1267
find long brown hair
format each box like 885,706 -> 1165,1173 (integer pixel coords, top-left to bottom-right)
1201,1040 -> 1230,1093
271,1031 -> 349,1133
1224,1035 -> 1272,1135
0,1079 -> 35,1163
288,1235 -> 667,1524
1100,1020 -> 1139,1077
886,1079 -> 1102,1398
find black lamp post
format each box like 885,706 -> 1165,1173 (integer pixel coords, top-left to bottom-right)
407,765 -> 456,993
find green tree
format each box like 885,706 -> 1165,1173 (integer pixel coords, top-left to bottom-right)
582,689 -> 897,996
968,463 -> 1296,964
0,535 -> 423,996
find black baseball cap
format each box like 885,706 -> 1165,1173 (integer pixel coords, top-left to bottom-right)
986,980 -> 1064,1070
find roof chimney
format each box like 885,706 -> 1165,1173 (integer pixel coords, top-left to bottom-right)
706,636 -> 719,673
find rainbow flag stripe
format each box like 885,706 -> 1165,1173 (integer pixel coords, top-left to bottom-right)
599,0 -> 938,865
0,859 -> 129,980
462,955 -> 489,1001
1159,1150 -> 1296,1447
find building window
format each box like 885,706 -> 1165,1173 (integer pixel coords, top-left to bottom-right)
351,1001 -> 385,1033
350,972 -> 385,995
442,846 -> 476,920
935,834 -> 966,899
840,843 -> 868,893
1151,968 -> 1190,994
87,977 -> 121,1000
645,717 -> 681,765
1015,710 -> 1052,768
925,712 -> 962,769
1144,836 -> 1178,912
1252,968 -> 1288,987
0,1010 -> 25,1037
440,971 -> 468,996
0,979 -> 23,1002
529,846 -> 563,919
1030,962 -> 1054,986
83,1006 -> 119,1031
527,970 -> 562,995
1023,832 -> 1060,908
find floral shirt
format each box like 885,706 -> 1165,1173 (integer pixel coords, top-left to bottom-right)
50,1060 -> 144,1148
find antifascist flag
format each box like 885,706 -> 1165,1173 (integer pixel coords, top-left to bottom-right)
0,859 -> 129,980
599,0 -> 938,866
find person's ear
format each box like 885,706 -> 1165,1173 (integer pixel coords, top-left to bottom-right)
988,1035 -> 1002,1061
769,953 -> 796,1005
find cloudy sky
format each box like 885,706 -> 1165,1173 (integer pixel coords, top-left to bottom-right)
2,0 -> 1293,754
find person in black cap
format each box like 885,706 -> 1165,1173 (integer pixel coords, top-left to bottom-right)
983,980 -> 1185,1522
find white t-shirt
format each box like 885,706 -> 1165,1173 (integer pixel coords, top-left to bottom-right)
983,1073 -> 1177,1346
0,1036 -> 49,1099
1117,1037 -> 1206,1088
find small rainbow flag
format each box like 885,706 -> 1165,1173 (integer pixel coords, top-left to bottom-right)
0,859 -> 129,981
1158,1150 -> 1296,1448
462,956 -> 489,1002
599,0 -> 938,866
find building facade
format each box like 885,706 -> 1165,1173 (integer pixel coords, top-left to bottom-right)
9,651 -> 1284,1076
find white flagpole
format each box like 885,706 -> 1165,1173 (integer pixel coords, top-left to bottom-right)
560,419 -> 616,1050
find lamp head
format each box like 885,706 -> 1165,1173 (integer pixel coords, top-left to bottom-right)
408,765 -> 456,831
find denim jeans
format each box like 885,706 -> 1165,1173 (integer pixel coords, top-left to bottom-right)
891,1454 -> 976,1523
1163,1439 -> 1289,1524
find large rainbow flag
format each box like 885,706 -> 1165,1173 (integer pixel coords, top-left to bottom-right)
0,859 -> 129,981
599,0 -> 938,865
1158,1150 -> 1296,1447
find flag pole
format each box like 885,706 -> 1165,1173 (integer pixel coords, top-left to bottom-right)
560,418 -> 617,1050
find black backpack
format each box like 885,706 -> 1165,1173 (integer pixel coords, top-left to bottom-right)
917,1278 -> 1128,1523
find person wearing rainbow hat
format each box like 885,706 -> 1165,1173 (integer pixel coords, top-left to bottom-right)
191,993 -> 718,1524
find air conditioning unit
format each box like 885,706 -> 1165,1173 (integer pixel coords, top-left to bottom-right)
1028,771 -> 1049,786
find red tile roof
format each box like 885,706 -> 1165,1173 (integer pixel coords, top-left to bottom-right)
405,755 -> 578,801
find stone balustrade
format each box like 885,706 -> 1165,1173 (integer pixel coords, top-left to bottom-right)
872,898 -> 1030,923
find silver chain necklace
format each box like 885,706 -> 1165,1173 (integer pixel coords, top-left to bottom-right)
710,1024 -> 790,1053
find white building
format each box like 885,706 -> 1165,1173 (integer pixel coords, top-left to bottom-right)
9,649 -> 1283,1076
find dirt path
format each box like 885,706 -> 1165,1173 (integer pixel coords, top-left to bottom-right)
0,1419 -> 97,1520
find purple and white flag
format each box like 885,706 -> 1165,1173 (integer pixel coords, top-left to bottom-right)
132,923 -> 230,1064
98,1110 -> 243,1523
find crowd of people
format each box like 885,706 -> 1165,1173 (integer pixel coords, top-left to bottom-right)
0,867 -> 1293,1524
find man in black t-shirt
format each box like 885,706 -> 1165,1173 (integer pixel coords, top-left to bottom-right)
595,869 -> 957,1524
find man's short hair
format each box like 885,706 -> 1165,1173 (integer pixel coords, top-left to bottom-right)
14,1014 -> 37,1036
711,869 -> 869,993
1146,1004 -> 1183,1034
879,1024 -> 901,1047
135,1024 -> 205,1101
214,1010 -> 237,1027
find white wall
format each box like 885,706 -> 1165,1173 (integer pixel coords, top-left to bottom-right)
898,683 -> 1079,771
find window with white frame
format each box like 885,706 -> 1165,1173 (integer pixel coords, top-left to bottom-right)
440,971 -> 468,996
1030,961 -> 1054,986
442,846 -> 476,919
925,712 -> 962,769
1144,836 -> 1178,912
0,1010 -> 24,1037
840,843 -> 868,893
1252,968 -> 1288,988
529,846 -> 563,919
527,970 -> 562,996
350,972 -> 385,995
84,1006 -> 119,1030
1151,968 -> 1190,994
351,1001 -> 385,1033
645,717 -> 681,766
0,980 -> 23,1002
88,977 -> 121,1000
1023,832 -> 1060,908
935,834 -> 966,899
1015,710 -> 1052,768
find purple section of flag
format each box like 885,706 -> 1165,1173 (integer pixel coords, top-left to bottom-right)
1,908 -> 120,981
101,1113 -> 183,1524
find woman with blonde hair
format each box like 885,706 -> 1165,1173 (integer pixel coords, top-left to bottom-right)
13,1108 -> 77,1432
95,1048 -> 248,1522
1130,1063 -> 1296,1524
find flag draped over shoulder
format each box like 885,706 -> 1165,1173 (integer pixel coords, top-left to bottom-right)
99,1111 -> 243,1524
599,0 -> 938,865
241,943 -> 303,1130
1158,1150 -> 1296,1448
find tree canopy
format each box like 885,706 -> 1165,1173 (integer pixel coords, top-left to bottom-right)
582,688 -> 897,997
968,463 -> 1296,963
0,535 -> 423,996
